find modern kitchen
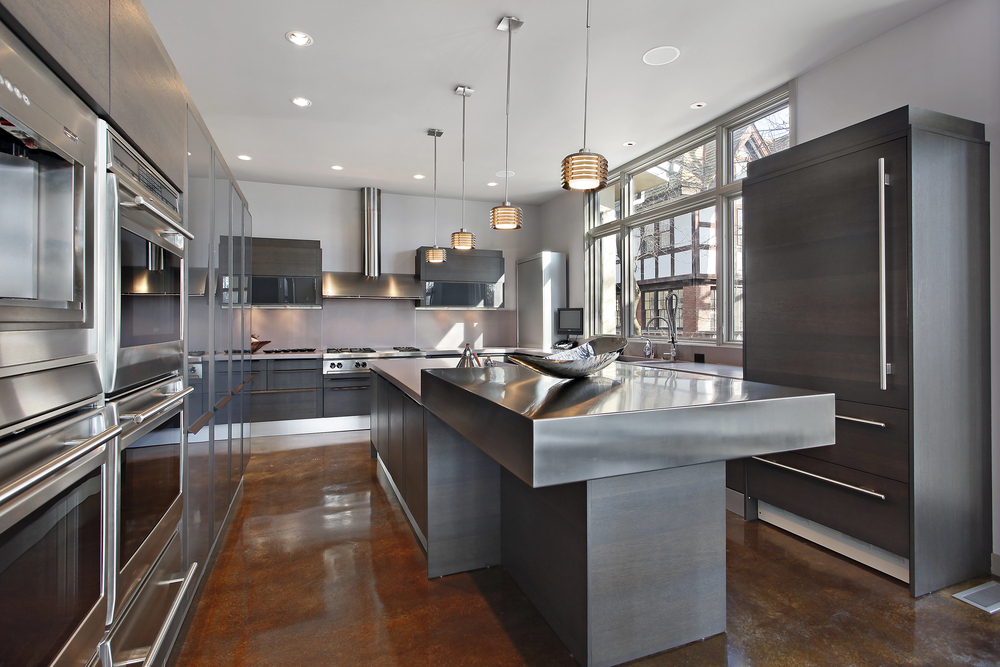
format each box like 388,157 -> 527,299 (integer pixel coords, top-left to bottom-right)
0,1 -> 997,666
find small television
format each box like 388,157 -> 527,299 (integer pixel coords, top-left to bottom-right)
556,308 -> 584,335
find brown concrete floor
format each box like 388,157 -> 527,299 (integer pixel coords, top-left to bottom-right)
171,434 -> 1000,667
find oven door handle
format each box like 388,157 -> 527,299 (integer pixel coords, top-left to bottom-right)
122,386 -> 195,425
120,195 -> 195,240
0,423 -> 121,506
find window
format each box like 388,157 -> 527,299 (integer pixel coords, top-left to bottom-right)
586,85 -> 790,345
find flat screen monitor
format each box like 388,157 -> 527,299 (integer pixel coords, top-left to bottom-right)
556,308 -> 584,335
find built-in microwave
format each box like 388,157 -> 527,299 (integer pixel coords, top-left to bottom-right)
97,123 -> 193,396
0,20 -> 96,372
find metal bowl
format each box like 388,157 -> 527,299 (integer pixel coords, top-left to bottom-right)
250,339 -> 271,354
507,336 -> 628,378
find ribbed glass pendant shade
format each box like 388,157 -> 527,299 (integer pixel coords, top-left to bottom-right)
561,150 -> 609,191
451,229 -> 475,250
490,203 -> 523,230
425,245 -> 447,263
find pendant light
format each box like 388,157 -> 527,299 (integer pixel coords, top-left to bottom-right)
451,86 -> 476,250
560,0 -> 608,191
490,16 -> 524,230
425,129 -> 446,263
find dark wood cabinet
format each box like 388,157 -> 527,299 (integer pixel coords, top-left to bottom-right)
323,374 -> 370,418
109,0 -> 186,188
0,0 -> 110,112
402,395 -> 427,535
415,247 -> 503,283
248,358 -> 322,422
388,389 -> 405,494
743,106 -> 991,596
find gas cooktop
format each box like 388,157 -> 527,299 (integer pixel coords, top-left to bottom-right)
262,348 -> 316,354
326,347 -> 376,354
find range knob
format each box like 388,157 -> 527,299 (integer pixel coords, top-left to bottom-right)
361,361 -> 368,368
354,361 -> 362,368
336,362 -> 343,368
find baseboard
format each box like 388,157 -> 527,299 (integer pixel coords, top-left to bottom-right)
249,415 -> 369,437
757,501 -> 910,583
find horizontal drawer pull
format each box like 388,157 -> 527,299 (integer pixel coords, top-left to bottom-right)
122,386 -> 195,425
187,411 -> 213,435
249,388 -> 318,394
751,456 -> 886,500
835,414 -> 887,428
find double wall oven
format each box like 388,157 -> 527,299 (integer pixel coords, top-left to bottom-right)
0,19 -> 112,667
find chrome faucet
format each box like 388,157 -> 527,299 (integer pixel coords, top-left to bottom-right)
644,315 -> 678,362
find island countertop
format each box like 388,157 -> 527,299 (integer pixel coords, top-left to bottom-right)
420,361 -> 835,488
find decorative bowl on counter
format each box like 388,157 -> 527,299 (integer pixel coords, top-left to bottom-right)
250,338 -> 271,354
507,336 -> 628,378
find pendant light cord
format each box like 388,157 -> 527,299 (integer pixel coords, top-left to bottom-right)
433,133 -> 438,245
504,24 -> 512,204
462,93 -> 467,227
583,0 -> 591,150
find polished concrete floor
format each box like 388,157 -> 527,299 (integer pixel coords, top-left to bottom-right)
171,433 -> 1000,667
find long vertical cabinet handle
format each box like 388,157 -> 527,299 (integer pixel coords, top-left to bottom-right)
878,157 -> 889,391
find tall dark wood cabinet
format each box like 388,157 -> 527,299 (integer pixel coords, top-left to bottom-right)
743,106 -> 990,596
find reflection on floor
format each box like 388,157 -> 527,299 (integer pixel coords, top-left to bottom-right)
171,433 -> 1000,667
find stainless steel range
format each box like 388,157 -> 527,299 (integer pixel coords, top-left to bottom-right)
323,347 -> 424,375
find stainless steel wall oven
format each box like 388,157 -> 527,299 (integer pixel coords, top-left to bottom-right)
102,376 -> 196,667
98,123 -> 192,396
0,401 -> 119,667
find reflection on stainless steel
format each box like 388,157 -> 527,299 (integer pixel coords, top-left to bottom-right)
507,335 -> 627,378
521,375 -> 621,418
0,361 -> 103,439
422,362 -> 835,487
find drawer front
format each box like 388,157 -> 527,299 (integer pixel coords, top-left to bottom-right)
268,368 -> 320,390
268,359 -> 319,371
323,386 -> 370,418
796,401 -> 909,483
748,452 -> 909,557
250,389 -> 322,422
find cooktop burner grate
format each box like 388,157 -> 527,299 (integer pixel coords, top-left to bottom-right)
393,346 -> 421,352
326,347 -> 376,354
262,348 -> 316,354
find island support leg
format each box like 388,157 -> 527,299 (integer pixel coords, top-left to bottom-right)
501,462 -> 727,667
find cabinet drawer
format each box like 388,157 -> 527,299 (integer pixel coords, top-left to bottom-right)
268,368 -> 320,390
797,401 -> 909,483
748,452 -> 909,557
250,388 -> 322,422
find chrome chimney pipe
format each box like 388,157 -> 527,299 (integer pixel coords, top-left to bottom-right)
362,187 -> 381,277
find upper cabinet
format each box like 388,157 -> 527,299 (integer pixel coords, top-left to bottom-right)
0,0 -> 111,112
110,0 -> 186,189
415,247 -> 504,283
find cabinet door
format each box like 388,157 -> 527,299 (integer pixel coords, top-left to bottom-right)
387,386 -> 405,494
0,0 -> 110,112
402,396 -> 427,536
109,0 -> 186,188
744,138 -> 909,409
375,375 -> 390,459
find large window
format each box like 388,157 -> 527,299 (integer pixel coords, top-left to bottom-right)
587,86 -> 790,345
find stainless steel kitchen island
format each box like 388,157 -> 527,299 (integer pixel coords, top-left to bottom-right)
369,360 -> 835,667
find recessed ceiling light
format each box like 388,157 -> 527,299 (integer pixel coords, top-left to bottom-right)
487,182 -> 498,187
237,155 -> 253,161
495,170 -> 514,177
413,174 -> 425,180
285,31 -> 313,46
642,46 -> 680,66
623,141 -> 636,147
291,97 -> 312,107
690,101 -> 708,109
331,165 -> 343,170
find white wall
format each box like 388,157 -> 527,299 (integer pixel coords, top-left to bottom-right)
793,0 -> 999,557
236,180 -> 539,349
539,190 -> 587,308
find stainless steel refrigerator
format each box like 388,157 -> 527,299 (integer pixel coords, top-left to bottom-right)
516,252 -> 568,349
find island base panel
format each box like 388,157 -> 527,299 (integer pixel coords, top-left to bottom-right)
426,413 -> 501,578
502,462 -> 727,667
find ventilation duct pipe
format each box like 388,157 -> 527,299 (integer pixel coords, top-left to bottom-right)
362,187 -> 381,277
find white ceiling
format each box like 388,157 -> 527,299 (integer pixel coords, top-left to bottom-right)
143,0 -> 951,206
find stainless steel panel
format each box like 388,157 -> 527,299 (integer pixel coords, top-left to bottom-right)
516,252 -> 567,349
421,362 -> 835,488
0,361 -> 103,438
363,187 -> 381,278
0,152 -> 38,298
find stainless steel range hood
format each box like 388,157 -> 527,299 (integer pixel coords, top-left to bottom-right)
322,272 -> 423,300
363,187 -> 381,278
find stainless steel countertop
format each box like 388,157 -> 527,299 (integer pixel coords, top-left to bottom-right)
369,358 -> 462,402
627,360 -> 744,380
420,362 -> 834,488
